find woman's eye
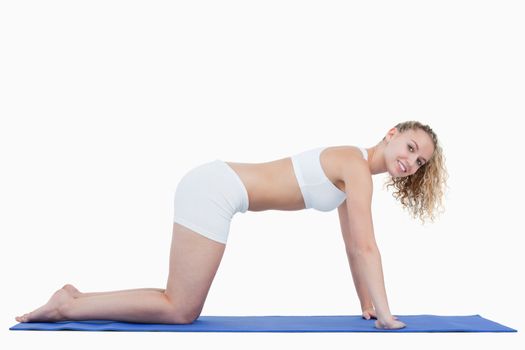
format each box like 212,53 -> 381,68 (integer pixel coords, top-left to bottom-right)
409,145 -> 422,166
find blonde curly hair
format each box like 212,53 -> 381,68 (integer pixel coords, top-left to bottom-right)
383,121 -> 449,224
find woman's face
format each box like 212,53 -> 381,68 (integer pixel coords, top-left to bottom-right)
384,127 -> 435,178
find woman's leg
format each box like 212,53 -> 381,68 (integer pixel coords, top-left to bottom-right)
16,223 -> 226,324
63,284 -> 165,298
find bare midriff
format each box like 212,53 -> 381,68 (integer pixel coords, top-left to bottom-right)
225,146 -> 355,212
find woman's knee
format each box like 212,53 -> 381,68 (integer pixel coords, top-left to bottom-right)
166,308 -> 200,324
163,294 -> 201,324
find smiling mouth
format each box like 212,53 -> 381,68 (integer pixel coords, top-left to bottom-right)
398,160 -> 407,173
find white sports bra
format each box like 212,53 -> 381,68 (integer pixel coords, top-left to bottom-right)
290,146 -> 368,212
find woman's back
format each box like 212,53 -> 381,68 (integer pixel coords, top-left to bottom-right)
225,145 -> 368,212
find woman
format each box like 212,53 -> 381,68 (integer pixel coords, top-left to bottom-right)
16,120 -> 447,330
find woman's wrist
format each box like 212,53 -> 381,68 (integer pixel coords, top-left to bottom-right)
361,304 -> 374,312
377,313 -> 394,321
373,305 -> 393,320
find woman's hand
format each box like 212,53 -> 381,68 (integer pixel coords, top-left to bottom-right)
362,307 -> 377,320
362,307 -> 398,321
374,315 -> 406,330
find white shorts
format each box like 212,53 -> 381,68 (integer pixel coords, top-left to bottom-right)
173,159 -> 250,244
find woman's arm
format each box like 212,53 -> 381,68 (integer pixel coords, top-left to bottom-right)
337,201 -> 374,312
340,163 -> 393,321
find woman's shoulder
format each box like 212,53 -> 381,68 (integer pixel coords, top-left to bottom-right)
323,145 -> 365,159
321,145 -> 372,190
323,145 -> 369,168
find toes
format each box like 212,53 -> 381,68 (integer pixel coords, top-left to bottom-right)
16,314 -> 28,323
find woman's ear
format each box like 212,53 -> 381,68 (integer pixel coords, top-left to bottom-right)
384,127 -> 398,142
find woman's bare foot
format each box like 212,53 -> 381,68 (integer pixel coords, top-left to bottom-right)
15,285 -> 75,323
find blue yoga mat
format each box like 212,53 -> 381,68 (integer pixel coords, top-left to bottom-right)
10,314 -> 517,332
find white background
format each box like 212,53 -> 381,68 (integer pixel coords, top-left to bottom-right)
1,0 -> 523,348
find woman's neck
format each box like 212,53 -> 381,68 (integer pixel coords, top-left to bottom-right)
365,142 -> 388,176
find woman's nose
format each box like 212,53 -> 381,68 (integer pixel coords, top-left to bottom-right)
409,154 -> 419,167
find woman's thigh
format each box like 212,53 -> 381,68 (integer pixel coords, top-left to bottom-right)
165,222 -> 226,319
165,159 -> 249,320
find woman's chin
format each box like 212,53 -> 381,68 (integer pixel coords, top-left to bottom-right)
389,168 -> 405,178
